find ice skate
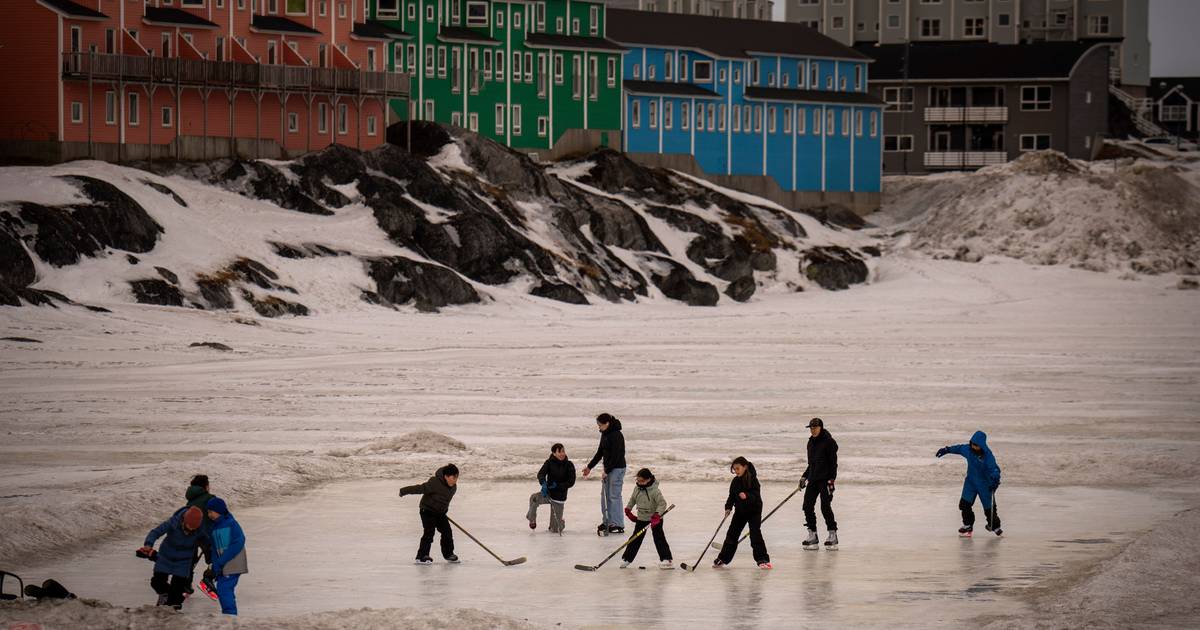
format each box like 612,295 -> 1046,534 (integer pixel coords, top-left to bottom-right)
802,529 -> 819,550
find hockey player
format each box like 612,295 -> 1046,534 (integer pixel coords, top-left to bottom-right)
620,468 -> 673,569
528,443 -> 576,533
399,464 -> 460,564
800,418 -> 839,550
713,457 -> 772,569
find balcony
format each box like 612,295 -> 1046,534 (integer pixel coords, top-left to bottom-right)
924,107 -> 1008,123
61,53 -> 409,97
924,152 -> 1008,168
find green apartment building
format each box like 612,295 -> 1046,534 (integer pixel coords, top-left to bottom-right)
370,0 -> 624,156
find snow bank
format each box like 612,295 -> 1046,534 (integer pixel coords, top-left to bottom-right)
876,151 -> 1200,274
331,430 -> 468,457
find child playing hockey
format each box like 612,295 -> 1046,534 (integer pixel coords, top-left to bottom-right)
203,497 -> 247,615
714,457 -> 772,569
936,430 -> 1003,537
138,505 -> 210,610
528,443 -> 576,533
620,468 -> 673,569
399,464 -> 460,564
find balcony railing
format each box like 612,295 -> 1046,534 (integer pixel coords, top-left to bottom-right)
924,107 -> 1009,123
62,53 -> 409,96
924,152 -> 1008,168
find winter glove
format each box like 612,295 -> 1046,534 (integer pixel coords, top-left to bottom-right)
625,507 -> 637,523
936,447 -> 949,458
650,513 -> 662,528
798,478 -> 808,490
540,480 -> 549,497
547,482 -> 557,490
827,480 -> 836,495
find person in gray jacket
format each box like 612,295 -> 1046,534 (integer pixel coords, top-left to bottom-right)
620,468 -> 673,569
399,464 -> 459,564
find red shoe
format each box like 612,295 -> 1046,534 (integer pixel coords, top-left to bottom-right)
198,577 -> 218,601
758,562 -> 773,570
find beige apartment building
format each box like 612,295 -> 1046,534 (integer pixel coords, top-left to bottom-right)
603,0 -> 775,21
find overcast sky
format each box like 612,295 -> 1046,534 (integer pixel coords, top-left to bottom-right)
1149,0 -> 1200,77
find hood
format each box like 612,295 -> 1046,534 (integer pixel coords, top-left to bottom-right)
185,485 -> 208,502
206,497 -> 230,517
810,428 -> 832,442
637,477 -> 658,490
603,418 -> 623,434
969,430 -> 989,451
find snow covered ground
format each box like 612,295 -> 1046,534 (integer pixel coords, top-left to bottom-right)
2,250 -> 1198,628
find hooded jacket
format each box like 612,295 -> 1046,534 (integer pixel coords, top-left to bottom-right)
945,430 -> 1002,492
399,466 -> 458,514
185,485 -> 213,510
801,429 -> 838,482
144,509 -> 211,577
725,462 -> 764,511
537,456 -> 577,502
625,476 -> 668,521
207,500 -> 248,577
587,418 -> 627,473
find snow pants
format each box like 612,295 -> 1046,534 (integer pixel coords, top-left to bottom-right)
527,493 -> 566,533
215,574 -> 240,615
601,468 -> 625,528
716,505 -> 770,565
150,571 -> 189,607
622,520 -> 672,563
960,483 -> 1000,530
417,508 -> 455,559
803,480 -> 838,532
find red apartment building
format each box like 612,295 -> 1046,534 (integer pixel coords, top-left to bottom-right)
0,0 -> 411,162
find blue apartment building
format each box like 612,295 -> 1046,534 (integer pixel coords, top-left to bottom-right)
607,10 -> 883,213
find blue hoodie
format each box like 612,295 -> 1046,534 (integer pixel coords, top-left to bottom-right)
945,430 -> 1001,493
207,498 -> 248,577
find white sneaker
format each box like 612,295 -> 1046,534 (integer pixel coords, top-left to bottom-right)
620,560 -> 632,569
659,560 -> 674,570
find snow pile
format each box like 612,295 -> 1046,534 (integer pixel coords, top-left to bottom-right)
877,151 -> 1200,274
0,600 -> 544,630
333,430 -> 468,457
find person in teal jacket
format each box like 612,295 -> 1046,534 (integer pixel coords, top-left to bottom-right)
204,497 -> 248,615
936,430 -> 1002,537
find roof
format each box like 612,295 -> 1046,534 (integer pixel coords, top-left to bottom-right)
1149,77 -> 1200,101
144,7 -> 219,29
251,15 -> 322,36
607,9 -> 869,62
352,21 -> 411,40
855,41 -> 1111,81
744,86 -> 884,106
438,27 -> 500,45
37,0 -> 107,19
524,33 -> 625,52
623,80 -> 721,99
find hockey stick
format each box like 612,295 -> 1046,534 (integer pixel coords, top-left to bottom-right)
446,516 -> 527,566
575,504 -> 675,572
711,486 -> 801,551
681,510 -> 730,572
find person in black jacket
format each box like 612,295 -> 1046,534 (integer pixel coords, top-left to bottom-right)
799,418 -> 839,549
399,464 -> 459,564
714,457 -> 772,569
581,413 -> 627,534
527,443 -> 576,533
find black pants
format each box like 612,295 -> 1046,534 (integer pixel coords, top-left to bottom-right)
803,480 -> 837,531
716,505 -> 770,565
960,497 -> 1001,530
417,508 -> 455,559
621,520 -> 672,562
151,572 -> 190,607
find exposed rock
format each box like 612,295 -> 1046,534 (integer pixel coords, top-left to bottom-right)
954,245 -> 983,263
189,341 -> 233,352
583,196 -> 667,253
386,119 -> 453,158
1178,278 -> 1199,290
196,277 -> 235,310
456,129 -> 567,200
579,149 -> 685,206
227,258 -> 295,293
367,256 -> 481,312
0,227 -> 36,288
644,256 -> 719,306
530,282 -> 589,305
2,336 -> 42,343
12,202 -> 102,266
359,290 -> 385,306
126,254 -> 139,265
750,250 -> 777,272
724,276 -> 757,302
861,245 -> 882,257
140,179 -> 188,206
155,266 -> 179,284
240,290 -> 309,317
802,247 -> 869,291
270,242 -> 350,259
799,204 -> 867,230
129,279 -> 184,306
59,175 -> 163,252
216,161 -> 336,216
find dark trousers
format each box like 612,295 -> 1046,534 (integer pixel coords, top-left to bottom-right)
151,572 -> 190,607
960,496 -> 1001,530
803,480 -> 837,531
417,508 -> 455,559
621,520 -> 672,562
716,505 -> 770,565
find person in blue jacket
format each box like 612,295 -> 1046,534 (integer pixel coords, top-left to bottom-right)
203,497 -> 248,615
936,430 -> 1003,537
138,505 -> 210,609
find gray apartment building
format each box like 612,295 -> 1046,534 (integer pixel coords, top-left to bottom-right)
783,0 -> 1149,92
859,40 -> 1111,173
602,0 -> 775,20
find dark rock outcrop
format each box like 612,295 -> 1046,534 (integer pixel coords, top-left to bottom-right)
141,179 -> 188,207
240,290 -> 309,317
0,227 -> 36,289
367,256 -> 481,312
802,247 -> 869,291
2,336 -> 43,343
643,256 -> 719,306
798,204 -> 867,230
530,282 -> 589,305
129,279 -> 184,306
724,276 -> 757,302
189,341 -> 233,351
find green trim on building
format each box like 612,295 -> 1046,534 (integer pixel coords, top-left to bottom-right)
371,0 -> 623,152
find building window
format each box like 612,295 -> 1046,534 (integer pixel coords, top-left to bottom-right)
842,109 -> 850,136
826,109 -> 835,135
743,105 -> 751,133
1161,105 -> 1188,121
768,72 -> 775,87
376,0 -> 397,16
707,103 -> 715,131
367,48 -> 377,72
649,100 -> 658,129
70,101 -> 82,123
631,100 -> 640,129
884,135 -> 913,152
128,92 -> 139,126
719,68 -> 727,83
589,57 -> 599,99
554,16 -> 562,32
664,101 -> 673,130
496,50 -> 504,80
1020,134 -> 1051,151
288,112 -> 299,133
810,62 -> 819,88
664,54 -> 673,81
468,113 -> 478,132
182,0 -> 204,6
338,2 -> 347,18
572,18 -> 580,34
783,108 -> 792,133
367,115 -> 377,136
768,106 -> 777,133
554,54 -> 563,84
883,87 -> 913,111
513,51 -> 522,84
870,111 -> 878,136
525,52 -> 533,82
607,58 -> 617,88
590,6 -> 599,36
839,77 -> 846,90
514,12 -> 522,29
286,0 -> 306,14
693,61 -> 712,82
1020,86 -> 1052,111
854,110 -> 862,136
104,91 -> 116,125
832,16 -> 844,29
681,102 -> 690,130
814,109 -> 822,135
438,47 -> 447,77
495,103 -> 505,134
648,64 -> 656,81
752,106 -> 761,133
406,3 -> 414,20
466,1 -> 488,27
797,108 -> 807,135
424,100 -> 434,120
407,44 -> 416,74
854,66 -> 862,91
920,18 -> 941,38
695,104 -> 703,130
632,63 -> 640,80
426,5 -> 434,21
1088,15 -> 1110,36
425,46 -> 434,77
452,0 -> 461,24
318,102 -> 329,133
964,17 -> 985,38
718,103 -> 725,132
537,116 -> 548,137
887,14 -> 900,29
512,104 -> 522,135
997,13 -> 1011,27
733,105 -> 742,132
